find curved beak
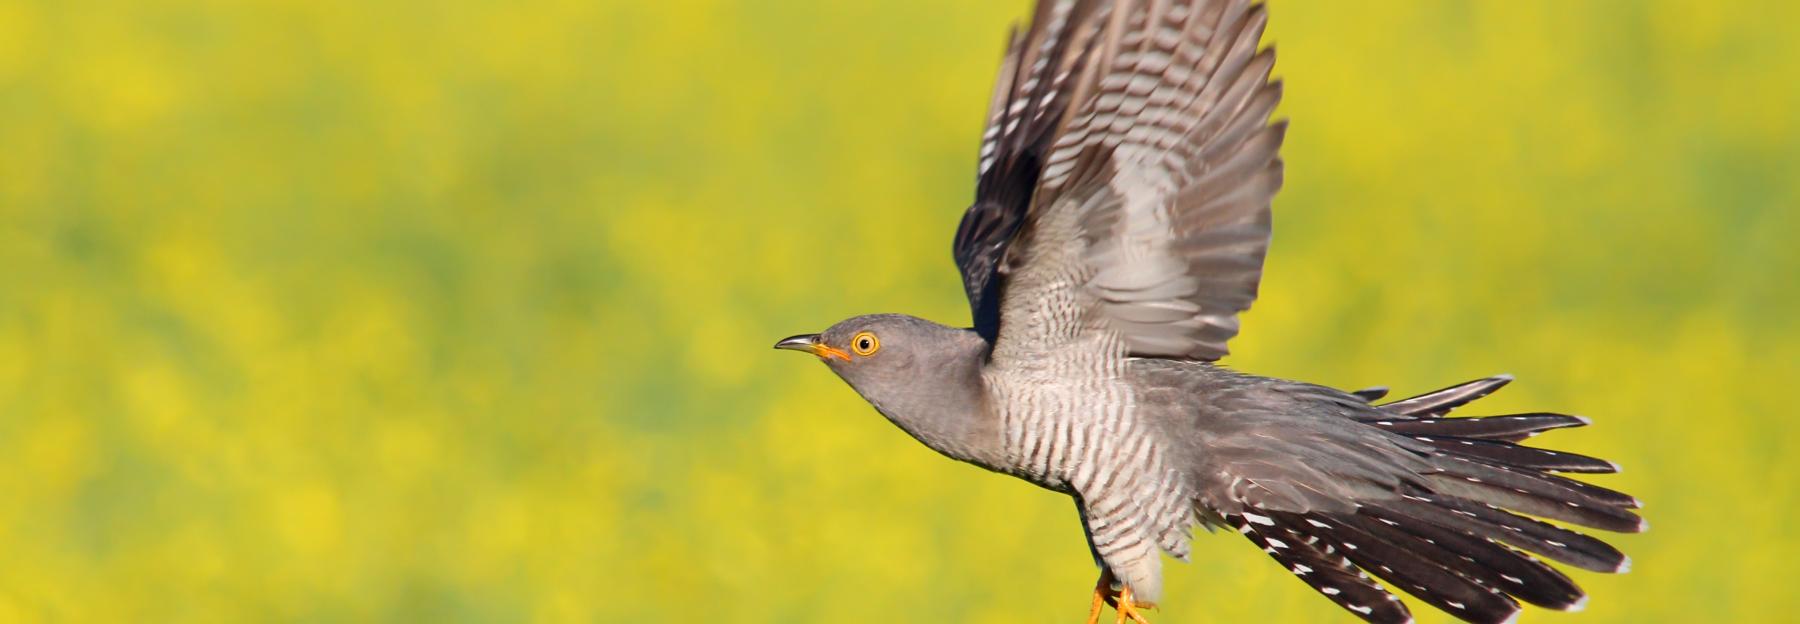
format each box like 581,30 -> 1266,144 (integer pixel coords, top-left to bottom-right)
773,333 -> 849,361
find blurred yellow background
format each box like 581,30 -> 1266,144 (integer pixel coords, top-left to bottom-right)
2,0 -> 1797,621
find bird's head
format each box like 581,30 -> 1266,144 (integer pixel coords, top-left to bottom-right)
773,314 -> 988,417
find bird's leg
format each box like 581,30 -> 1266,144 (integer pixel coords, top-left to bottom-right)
1085,571 -> 1113,624
1084,570 -> 1152,624
1114,585 -> 1152,624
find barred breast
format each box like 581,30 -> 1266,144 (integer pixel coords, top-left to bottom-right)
983,364 -> 1198,605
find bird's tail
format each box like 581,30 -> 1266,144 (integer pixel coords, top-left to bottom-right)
1229,375 -> 1642,624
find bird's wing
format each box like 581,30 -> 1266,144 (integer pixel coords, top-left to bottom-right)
955,0 -> 1107,340
954,0 -> 1283,360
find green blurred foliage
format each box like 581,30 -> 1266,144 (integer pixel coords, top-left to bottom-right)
1,0 -> 1796,621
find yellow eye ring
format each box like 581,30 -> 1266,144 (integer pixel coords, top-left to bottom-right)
850,331 -> 880,356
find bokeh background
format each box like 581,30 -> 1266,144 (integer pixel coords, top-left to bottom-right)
3,0 -> 1797,621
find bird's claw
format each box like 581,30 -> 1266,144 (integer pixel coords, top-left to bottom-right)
1085,573 -> 1153,624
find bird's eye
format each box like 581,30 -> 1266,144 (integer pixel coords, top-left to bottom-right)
850,331 -> 880,356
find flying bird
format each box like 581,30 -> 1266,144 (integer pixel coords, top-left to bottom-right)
774,1 -> 1642,622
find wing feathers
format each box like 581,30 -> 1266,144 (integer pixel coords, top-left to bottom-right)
958,1 -> 1111,338
960,0 -> 1284,360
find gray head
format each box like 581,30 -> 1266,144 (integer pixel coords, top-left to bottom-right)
774,314 -> 996,462
773,313 -> 985,400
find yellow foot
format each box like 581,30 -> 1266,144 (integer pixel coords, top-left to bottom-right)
1114,585 -> 1153,624
1085,573 -> 1153,624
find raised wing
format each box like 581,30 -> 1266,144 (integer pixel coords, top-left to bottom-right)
955,0 -> 1107,341
954,0 -> 1283,360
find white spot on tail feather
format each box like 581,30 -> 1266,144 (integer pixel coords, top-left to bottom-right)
1564,594 -> 1590,612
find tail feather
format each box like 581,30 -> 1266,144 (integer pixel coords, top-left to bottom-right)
1220,374 -> 1637,623
1423,474 -> 1644,534
1374,375 -> 1514,418
1419,437 -> 1618,473
1360,504 -> 1585,611
1228,513 -> 1412,624
1385,495 -> 1630,573
1236,504 -> 1605,624
1425,456 -> 1646,533
1373,415 -> 1642,512
1370,413 -> 1590,443
1351,386 -> 1391,402
1559,476 -> 1643,509
1324,513 -> 1523,624
1362,376 -> 1646,533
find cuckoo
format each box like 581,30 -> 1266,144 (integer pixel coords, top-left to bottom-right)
773,1 -> 1642,622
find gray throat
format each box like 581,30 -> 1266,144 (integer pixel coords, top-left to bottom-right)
862,333 -> 1001,468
